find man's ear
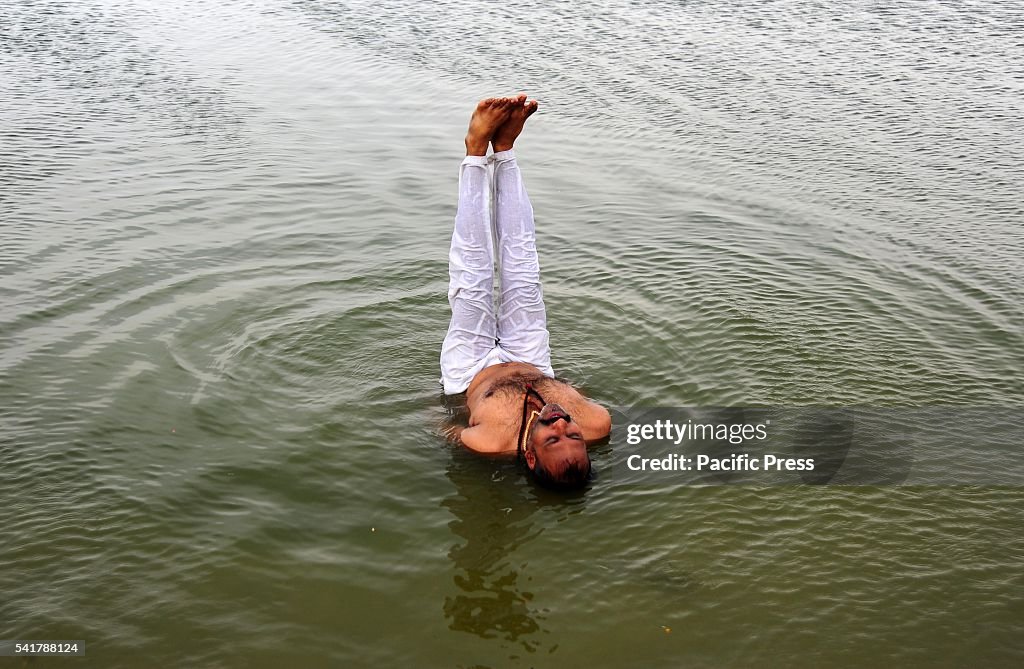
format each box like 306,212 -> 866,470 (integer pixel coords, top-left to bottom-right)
524,447 -> 537,470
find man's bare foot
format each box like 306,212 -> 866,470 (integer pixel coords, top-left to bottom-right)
492,95 -> 538,152
465,97 -> 514,156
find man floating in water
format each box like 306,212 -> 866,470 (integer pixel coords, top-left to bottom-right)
441,95 -> 612,489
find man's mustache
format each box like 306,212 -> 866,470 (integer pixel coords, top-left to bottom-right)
537,405 -> 572,425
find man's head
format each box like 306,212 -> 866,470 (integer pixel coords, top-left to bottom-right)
522,403 -> 592,489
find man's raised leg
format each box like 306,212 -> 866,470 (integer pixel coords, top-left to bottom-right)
491,97 -> 555,377
440,98 -> 515,394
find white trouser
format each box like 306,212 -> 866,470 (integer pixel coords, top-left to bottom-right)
440,149 -> 554,395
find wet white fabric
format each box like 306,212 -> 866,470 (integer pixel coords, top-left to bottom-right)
440,149 -> 554,395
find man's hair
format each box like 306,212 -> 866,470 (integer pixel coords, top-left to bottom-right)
530,454 -> 593,490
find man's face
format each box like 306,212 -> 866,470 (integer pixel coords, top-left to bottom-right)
525,403 -> 588,472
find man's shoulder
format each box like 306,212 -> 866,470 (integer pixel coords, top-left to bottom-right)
458,424 -> 515,454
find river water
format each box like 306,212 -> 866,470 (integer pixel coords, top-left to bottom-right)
2,0 -> 1022,666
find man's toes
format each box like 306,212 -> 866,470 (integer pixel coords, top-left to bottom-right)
525,100 -> 538,116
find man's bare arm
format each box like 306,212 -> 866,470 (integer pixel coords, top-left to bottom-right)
456,425 -> 508,453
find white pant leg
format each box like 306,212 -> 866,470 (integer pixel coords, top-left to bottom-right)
492,149 -> 555,377
440,156 -> 502,395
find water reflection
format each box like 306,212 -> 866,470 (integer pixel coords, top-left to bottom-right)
441,447 -> 548,651
439,399 -> 589,654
